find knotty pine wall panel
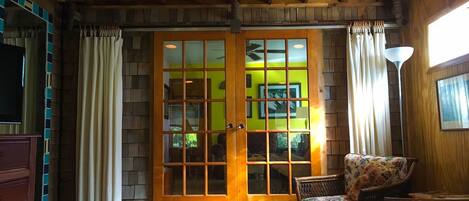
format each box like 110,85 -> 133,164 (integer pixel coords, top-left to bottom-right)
402,0 -> 469,193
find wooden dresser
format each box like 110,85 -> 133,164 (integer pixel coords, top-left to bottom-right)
0,135 -> 40,201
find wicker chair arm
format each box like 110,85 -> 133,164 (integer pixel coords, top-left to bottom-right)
295,174 -> 345,201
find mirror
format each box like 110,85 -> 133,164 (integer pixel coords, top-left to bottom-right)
0,1 -> 47,135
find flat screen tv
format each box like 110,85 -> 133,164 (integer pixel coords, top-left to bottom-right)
0,43 -> 25,124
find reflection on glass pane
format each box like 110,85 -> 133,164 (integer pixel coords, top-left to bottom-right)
164,134 -> 183,163
186,133 -> 204,162
186,166 -> 205,194
247,133 -> 266,161
164,41 -> 182,68
246,70 -> 264,99
270,165 -> 289,194
289,70 -> 308,98
264,101 -> 288,130
165,103 -> 183,132
208,165 -> 227,194
164,72 -> 183,100
291,101 -> 309,130
164,166 -> 183,195
291,132 -> 310,161
186,102 -> 204,132
266,70 -> 287,99
185,41 -> 203,68
208,40 -> 225,68
247,101 -> 265,131
208,102 -> 225,131
269,133 -> 288,161
185,71 -> 204,99
267,40 -> 286,67
288,39 -> 307,67
248,165 -> 267,194
246,40 -> 265,68
208,133 -> 226,162
208,71 -> 225,99
292,164 -> 311,190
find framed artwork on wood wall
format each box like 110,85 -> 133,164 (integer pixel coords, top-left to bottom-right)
436,73 -> 469,130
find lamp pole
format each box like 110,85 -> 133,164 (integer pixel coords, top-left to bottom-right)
394,61 -> 405,156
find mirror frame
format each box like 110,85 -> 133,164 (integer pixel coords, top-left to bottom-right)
0,0 -> 54,200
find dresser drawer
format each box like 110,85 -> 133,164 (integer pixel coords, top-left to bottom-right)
0,140 -> 30,171
0,179 -> 29,201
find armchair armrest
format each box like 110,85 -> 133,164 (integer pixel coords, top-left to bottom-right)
295,174 -> 345,201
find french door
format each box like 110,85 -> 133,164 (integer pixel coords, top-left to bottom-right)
154,30 -> 323,201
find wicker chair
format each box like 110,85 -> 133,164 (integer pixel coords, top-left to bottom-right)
295,156 -> 417,201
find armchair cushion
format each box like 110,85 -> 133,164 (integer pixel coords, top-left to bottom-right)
344,154 -> 408,201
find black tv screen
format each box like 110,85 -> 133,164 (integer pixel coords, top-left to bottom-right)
0,43 -> 25,124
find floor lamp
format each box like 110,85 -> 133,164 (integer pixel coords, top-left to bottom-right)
384,46 -> 414,156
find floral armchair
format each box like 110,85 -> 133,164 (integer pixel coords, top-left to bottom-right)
295,154 -> 417,201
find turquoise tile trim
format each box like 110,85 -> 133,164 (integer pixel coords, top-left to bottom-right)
0,20 -> 4,33
33,3 -> 39,14
44,154 -> 49,165
48,42 -> 53,52
45,108 -> 52,119
42,195 -> 48,201
47,23 -> 53,33
47,62 -> 53,73
43,10 -> 48,21
0,0 -> 4,8
46,88 -> 52,99
44,129 -> 51,139
43,174 -> 49,184
18,0 -> 25,6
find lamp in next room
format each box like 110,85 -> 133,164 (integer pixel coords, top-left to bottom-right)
384,46 -> 414,156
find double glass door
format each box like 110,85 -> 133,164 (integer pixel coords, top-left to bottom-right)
154,30 -> 322,201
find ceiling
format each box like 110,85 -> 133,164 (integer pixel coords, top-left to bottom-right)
71,0 -> 383,6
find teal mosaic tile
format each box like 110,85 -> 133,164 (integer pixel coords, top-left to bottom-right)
33,3 -> 39,14
46,88 -> 52,99
42,195 -> 48,201
0,20 -> 4,33
43,9 -> 48,21
44,154 -> 49,165
47,23 -> 53,33
18,0 -> 24,6
43,174 -> 49,184
47,62 -> 53,73
45,108 -> 52,119
48,42 -> 53,52
44,129 -> 51,139
0,0 -> 4,8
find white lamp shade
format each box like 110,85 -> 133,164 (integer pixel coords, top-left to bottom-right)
384,46 -> 414,63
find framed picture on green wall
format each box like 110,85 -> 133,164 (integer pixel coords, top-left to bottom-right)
259,83 -> 301,118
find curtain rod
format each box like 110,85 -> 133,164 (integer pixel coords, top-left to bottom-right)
119,23 -> 399,32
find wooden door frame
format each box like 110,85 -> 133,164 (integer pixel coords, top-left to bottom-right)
234,30 -> 324,201
153,31 -> 237,201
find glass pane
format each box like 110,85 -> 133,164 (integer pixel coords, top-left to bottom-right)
248,165 -> 267,194
291,132 -> 310,161
291,101 -> 309,130
292,164 -> 311,190
164,166 -> 183,195
269,132 -> 288,161
186,133 -> 205,162
208,102 -> 225,131
246,40 -> 265,68
207,40 -> 225,68
267,101 -> 288,130
266,70 -> 287,99
185,71 -> 204,100
207,71 -> 225,100
164,134 -> 183,163
246,70 -> 265,99
186,102 -> 204,132
185,41 -> 203,68
267,39 -> 286,67
208,133 -> 226,162
164,41 -> 182,68
247,133 -> 266,161
288,39 -> 307,67
186,166 -> 205,194
164,71 -> 183,100
165,103 -> 183,132
270,165 -> 289,194
288,70 -> 308,98
208,165 -> 227,194
247,101 -> 265,130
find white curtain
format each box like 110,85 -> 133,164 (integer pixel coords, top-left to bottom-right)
346,21 -> 392,156
0,29 -> 40,134
77,27 -> 123,201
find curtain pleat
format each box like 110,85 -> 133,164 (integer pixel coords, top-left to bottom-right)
77,27 -> 123,201
346,21 -> 392,156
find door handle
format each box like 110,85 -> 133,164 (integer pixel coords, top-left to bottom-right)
237,124 -> 245,129
226,123 -> 234,129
